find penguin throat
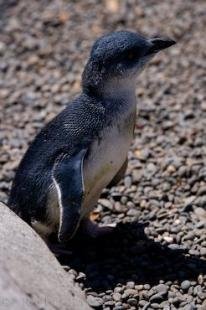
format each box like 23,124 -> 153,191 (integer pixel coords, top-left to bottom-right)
100,76 -> 136,101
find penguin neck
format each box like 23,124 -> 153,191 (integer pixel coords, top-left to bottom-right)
82,61 -> 137,102
100,76 -> 137,102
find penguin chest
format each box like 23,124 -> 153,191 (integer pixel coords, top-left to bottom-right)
82,107 -> 136,214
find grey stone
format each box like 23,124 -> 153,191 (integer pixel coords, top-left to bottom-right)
122,288 -> 137,298
105,301 -> 115,307
200,247 -> 206,256
99,198 -> 113,210
168,244 -> 181,250
194,207 -> 206,219
124,176 -> 132,187
127,298 -> 138,306
127,208 -> 140,217
181,280 -> 191,291
113,293 -> 122,301
150,292 -> 164,302
154,284 -> 168,294
87,295 -> 103,308
0,202 -> 91,310
126,281 -> 135,289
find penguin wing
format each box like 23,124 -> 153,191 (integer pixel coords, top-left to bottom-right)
52,149 -> 87,242
107,158 -> 128,188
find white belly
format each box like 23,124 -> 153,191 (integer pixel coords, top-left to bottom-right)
82,106 -> 136,217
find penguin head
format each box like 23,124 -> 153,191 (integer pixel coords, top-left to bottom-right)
82,31 -> 176,96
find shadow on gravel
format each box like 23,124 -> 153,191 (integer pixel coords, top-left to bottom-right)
57,222 -> 206,292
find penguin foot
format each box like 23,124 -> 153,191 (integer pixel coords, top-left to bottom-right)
47,242 -> 73,257
80,218 -> 116,239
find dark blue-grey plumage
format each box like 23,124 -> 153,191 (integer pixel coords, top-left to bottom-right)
8,94 -> 106,222
82,31 -> 175,94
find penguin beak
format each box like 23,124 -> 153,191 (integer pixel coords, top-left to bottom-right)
147,37 -> 176,54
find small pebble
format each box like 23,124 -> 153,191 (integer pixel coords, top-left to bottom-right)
87,296 -> 103,308
181,280 -> 191,291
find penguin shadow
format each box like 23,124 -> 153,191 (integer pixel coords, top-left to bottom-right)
56,221 -> 206,292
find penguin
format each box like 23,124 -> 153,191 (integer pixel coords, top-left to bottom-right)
8,31 -> 176,243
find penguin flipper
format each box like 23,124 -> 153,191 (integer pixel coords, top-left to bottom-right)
107,158 -> 128,188
52,149 -> 87,242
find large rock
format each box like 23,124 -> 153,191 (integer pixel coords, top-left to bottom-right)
0,202 -> 91,310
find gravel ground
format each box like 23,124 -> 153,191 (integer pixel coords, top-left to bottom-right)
0,0 -> 206,309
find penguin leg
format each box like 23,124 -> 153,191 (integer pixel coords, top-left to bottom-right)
78,159 -> 127,238
47,241 -> 73,257
107,158 -> 128,188
52,149 -> 87,243
79,217 -> 116,239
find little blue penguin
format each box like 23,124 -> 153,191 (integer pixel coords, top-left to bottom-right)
8,31 -> 176,243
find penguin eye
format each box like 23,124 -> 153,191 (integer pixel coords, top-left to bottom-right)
127,51 -> 135,60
